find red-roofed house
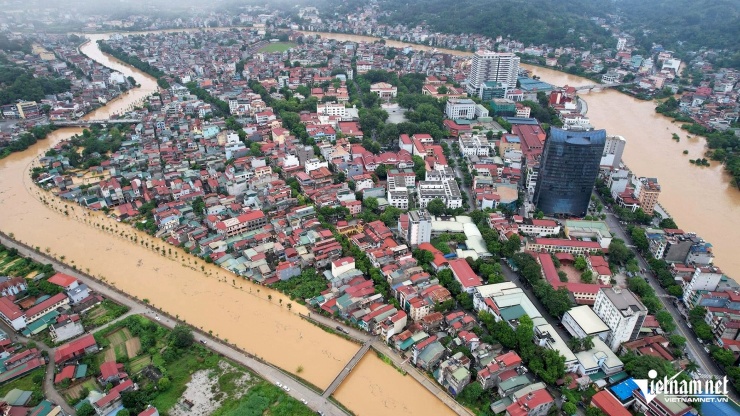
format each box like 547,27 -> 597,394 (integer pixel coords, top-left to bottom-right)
0,297 -> 26,330
477,351 -> 523,390
93,379 -> 136,415
590,390 -> 631,416
449,259 -> 483,293
214,210 -> 267,237
25,293 -> 69,324
587,255 -> 612,285
99,361 -> 128,385
54,365 -> 76,384
138,407 -> 160,416
54,334 -> 98,364
506,388 -> 554,416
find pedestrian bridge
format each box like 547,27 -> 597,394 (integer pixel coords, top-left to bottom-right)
50,118 -> 142,127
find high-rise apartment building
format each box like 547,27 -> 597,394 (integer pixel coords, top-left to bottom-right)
533,127 -> 607,217
405,210 -> 432,247
634,177 -> 661,216
593,287 -> 647,352
466,51 -> 520,95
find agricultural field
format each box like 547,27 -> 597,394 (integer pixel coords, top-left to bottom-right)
257,42 -> 296,53
66,316 -> 314,415
0,244 -> 54,278
81,299 -> 130,328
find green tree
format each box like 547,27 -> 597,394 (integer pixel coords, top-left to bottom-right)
502,234 -> 521,257
375,164 -> 387,179
668,335 -> 686,348
656,310 -> 677,333
77,404 -> 96,416
712,349 -> 736,367
169,324 -> 194,349
528,348 -> 565,384
562,402 -> 578,415
659,218 -> 678,229
624,354 -> 675,379
363,197 -> 379,211
608,239 -> 634,265
515,315 -> 536,360
426,198 -> 446,216
580,270 -> 594,283
158,376 -> 172,390
574,256 -> 587,271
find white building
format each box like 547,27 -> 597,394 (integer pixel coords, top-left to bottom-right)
304,158 -> 329,174
575,338 -> 623,377
601,135 -> 626,170
405,210 -> 432,247
593,288 -> 647,352
683,266 -> 723,303
417,180 -> 463,210
370,82 -> 398,99
562,305 -> 611,340
617,37 -> 627,51
518,219 -> 561,237
458,135 -> 491,157
317,102 -> 346,117
445,98 -> 477,120
466,51 -> 520,94
386,177 -> 410,210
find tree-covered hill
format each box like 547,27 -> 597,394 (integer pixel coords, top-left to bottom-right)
372,0 -> 739,64
615,0 -> 740,65
376,0 -> 615,49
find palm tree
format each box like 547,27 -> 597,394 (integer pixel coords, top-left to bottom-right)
685,361 -> 699,374
267,294 -> 272,302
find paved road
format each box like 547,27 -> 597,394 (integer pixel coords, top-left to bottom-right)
0,319 -> 76,415
0,234 -> 349,416
597,200 -> 739,402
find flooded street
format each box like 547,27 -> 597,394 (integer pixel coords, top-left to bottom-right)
307,31 -> 740,279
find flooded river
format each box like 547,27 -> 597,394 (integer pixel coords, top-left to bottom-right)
0,33 -> 456,416
335,354 -> 453,416
306,31 -> 740,279
2,28 -> 737,416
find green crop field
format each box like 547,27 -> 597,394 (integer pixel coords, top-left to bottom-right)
257,42 -> 296,53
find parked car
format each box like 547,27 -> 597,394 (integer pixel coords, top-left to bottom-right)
276,381 -> 282,387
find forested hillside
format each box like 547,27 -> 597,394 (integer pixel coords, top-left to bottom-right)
376,0 -> 615,48
374,0 -> 739,66
615,0 -> 740,65
0,65 -> 71,105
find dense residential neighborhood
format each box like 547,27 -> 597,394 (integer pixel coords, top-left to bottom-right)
0,2 -> 739,416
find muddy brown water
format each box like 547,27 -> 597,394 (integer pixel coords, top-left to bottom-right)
307,30 -> 740,279
0,33 -> 457,416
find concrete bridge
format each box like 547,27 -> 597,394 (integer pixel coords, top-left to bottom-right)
322,338 -> 374,398
573,82 -> 621,92
50,118 -> 142,127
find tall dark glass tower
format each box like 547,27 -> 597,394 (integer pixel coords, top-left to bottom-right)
533,127 -> 607,217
